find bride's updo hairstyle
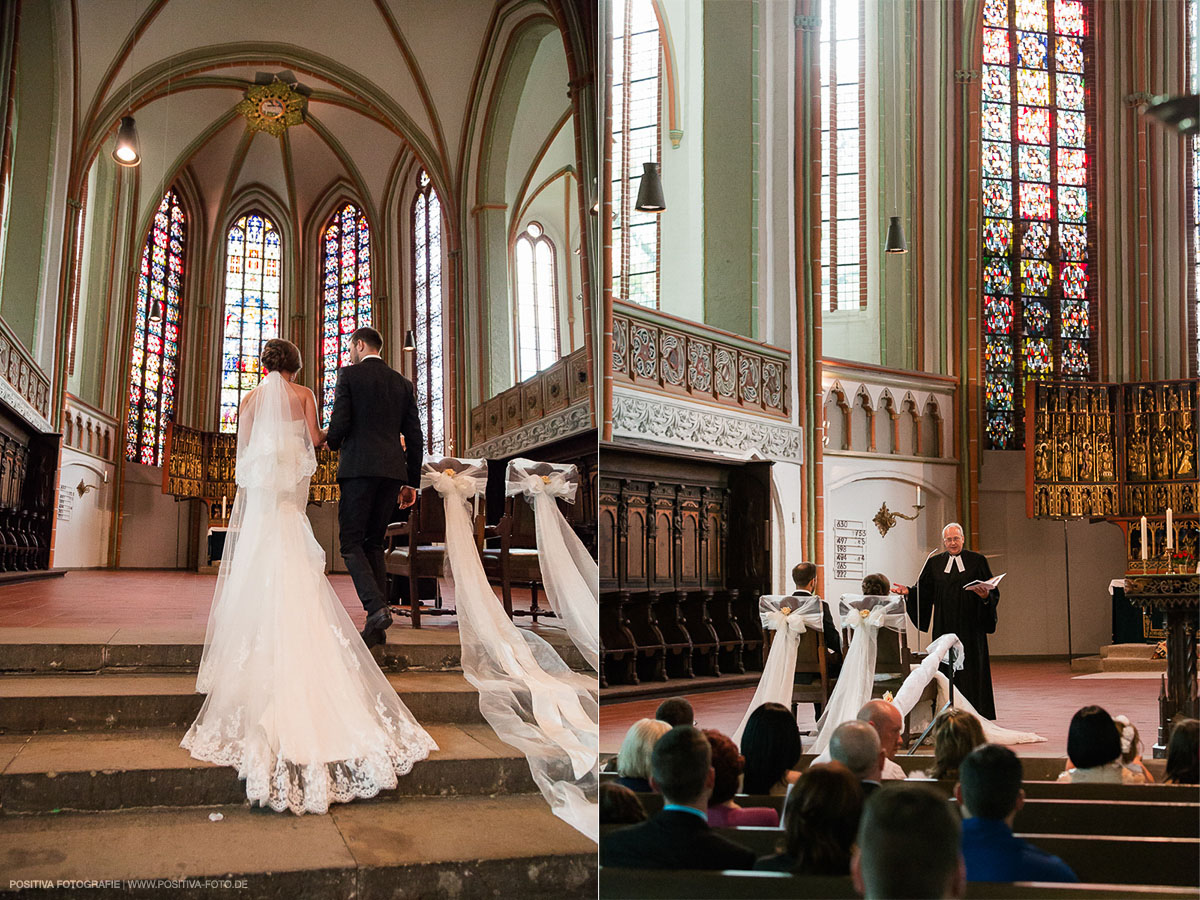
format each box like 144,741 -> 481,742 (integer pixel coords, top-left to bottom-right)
261,338 -> 301,374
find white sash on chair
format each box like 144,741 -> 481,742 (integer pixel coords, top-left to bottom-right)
807,594 -> 908,756
423,459 -> 599,841
505,458 -> 599,672
731,595 -> 826,744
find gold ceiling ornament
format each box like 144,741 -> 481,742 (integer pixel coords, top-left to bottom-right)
235,78 -> 305,137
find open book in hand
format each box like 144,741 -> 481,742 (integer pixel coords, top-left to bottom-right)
964,573 -> 1005,590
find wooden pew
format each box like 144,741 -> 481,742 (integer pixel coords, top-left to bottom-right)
598,869 -> 1200,900
628,792 -> 1199,837
912,778 -> 1200,803
600,827 -> 1200,886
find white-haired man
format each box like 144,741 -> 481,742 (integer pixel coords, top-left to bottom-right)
892,523 -> 999,719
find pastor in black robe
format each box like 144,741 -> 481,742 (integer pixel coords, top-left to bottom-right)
904,549 -> 999,719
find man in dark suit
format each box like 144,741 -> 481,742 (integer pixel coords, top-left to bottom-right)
829,720 -> 885,798
599,726 -> 755,870
789,561 -> 842,718
323,326 -> 423,648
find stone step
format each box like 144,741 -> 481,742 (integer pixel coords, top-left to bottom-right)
1101,643 -> 1162,660
0,625 -> 586,674
0,794 -> 596,899
0,724 -> 537,814
0,672 -> 486,733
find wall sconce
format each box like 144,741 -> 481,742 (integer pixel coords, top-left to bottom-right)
873,488 -> 925,538
67,462 -> 110,497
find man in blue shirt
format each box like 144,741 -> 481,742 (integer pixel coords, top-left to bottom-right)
956,744 -> 1079,883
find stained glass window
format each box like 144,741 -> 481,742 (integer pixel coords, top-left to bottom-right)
515,222 -> 559,382
412,170 -> 444,457
981,0 -> 1095,449
125,189 -> 185,465
219,213 -> 281,433
819,0 -> 865,311
611,0 -> 660,308
320,202 -> 372,426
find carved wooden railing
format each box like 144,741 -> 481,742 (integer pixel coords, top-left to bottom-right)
611,300 -> 789,419
0,316 -> 51,425
468,346 -> 591,451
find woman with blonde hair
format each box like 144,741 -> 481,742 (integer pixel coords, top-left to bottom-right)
923,708 -> 986,781
615,718 -> 672,792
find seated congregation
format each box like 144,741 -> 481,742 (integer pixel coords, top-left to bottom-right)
599,695 -> 1200,899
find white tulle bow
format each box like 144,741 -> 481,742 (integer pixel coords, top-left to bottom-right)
842,605 -> 889,631
763,607 -> 809,637
427,468 -> 484,504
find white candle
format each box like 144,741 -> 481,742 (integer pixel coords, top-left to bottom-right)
221,495 -> 227,520
1166,508 -> 1173,550
916,486 -> 923,508
1140,516 -> 1148,560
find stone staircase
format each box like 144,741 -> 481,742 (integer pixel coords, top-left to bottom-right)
0,628 -> 596,899
1070,642 -> 1168,675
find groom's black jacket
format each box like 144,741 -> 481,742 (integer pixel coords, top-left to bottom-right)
324,357 -> 424,486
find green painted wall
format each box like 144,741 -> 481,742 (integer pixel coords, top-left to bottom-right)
0,0 -> 55,350
702,0 -> 753,337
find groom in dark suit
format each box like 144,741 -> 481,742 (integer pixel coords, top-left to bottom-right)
324,326 -> 424,648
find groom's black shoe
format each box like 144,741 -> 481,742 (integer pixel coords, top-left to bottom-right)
361,607 -> 393,649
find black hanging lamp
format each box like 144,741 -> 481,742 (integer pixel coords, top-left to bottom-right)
112,116 -> 141,166
885,216 -> 908,254
403,329 -> 416,351
634,161 -> 666,213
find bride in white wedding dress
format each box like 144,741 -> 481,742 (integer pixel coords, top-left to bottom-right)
181,339 -> 437,814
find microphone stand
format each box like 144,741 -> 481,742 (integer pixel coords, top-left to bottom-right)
909,547 -> 939,654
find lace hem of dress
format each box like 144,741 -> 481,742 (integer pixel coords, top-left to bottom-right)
180,727 -> 437,815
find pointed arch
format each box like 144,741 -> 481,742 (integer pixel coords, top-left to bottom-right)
513,220 -> 560,381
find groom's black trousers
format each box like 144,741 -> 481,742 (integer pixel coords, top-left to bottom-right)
338,476 -> 405,615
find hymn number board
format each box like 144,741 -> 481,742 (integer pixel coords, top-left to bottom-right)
833,519 -> 867,581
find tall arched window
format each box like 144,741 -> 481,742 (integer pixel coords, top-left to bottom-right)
820,0 -> 866,312
611,0 -> 660,308
320,201 -> 373,425
220,213 -> 281,433
412,170 -> 444,456
980,0 -> 1096,450
126,188 -> 185,465
514,222 -> 559,381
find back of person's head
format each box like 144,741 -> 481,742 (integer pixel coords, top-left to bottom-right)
958,744 -> 1023,820
260,338 -> 302,373
853,784 -> 965,899
599,781 -> 647,825
650,725 -> 713,806
861,573 -> 891,596
350,325 -> 383,350
616,718 -> 671,780
1165,718 -> 1200,785
702,729 -> 744,806
829,720 -> 882,781
655,696 -> 694,728
1067,705 -> 1121,769
792,561 -> 817,589
781,761 -> 863,875
1113,714 -> 1143,765
929,708 -> 986,780
740,702 -> 802,794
